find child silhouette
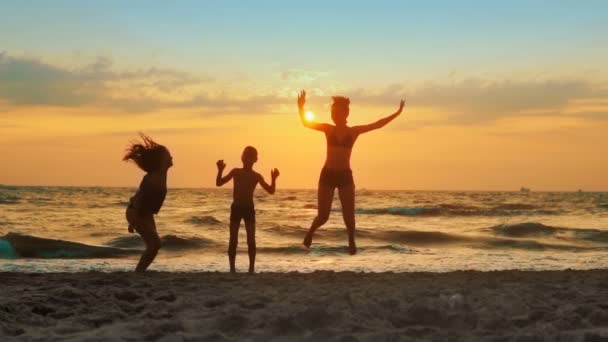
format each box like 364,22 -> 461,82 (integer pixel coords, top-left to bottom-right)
216,146 -> 279,273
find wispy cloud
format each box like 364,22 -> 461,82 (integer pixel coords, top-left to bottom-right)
351,79 -> 608,124
0,53 -> 299,114
97,126 -> 233,138
0,53 -> 213,111
278,68 -> 332,83
1,52 -> 607,125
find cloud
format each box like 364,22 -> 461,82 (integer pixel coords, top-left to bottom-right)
349,79 -> 608,124
96,126 -> 232,138
1,52 -> 607,125
570,111 -> 608,121
278,68 -> 331,83
0,53 -> 213,111
0,53 -> 296,114
0,52 -> 99,107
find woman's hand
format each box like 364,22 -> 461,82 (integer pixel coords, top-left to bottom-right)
297,90 -> 306,109
397,99 -> 406,114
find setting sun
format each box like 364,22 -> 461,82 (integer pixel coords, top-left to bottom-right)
305,111 -> 315,121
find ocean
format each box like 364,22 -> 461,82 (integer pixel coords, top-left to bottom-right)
1,185 -> 608,273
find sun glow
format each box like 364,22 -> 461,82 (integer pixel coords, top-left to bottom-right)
305,111 -> 315,121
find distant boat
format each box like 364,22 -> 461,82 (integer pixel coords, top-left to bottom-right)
520,187 -> 531,194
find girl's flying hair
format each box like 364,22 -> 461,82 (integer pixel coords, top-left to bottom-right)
123,133 -> 166,173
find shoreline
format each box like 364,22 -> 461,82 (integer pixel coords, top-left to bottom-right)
3,184 -> 607,193
2,270 -> 608,340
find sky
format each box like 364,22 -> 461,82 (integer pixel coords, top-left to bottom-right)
1,0 -> 607,190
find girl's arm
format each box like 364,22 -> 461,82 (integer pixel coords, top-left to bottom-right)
352,99 -> 405,135
216,160 -> 235,186
298,90 -> 331,132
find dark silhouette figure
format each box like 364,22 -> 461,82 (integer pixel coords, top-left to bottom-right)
216,146 -> 280,273
123,133 -> 173,272
298,90 -> 405,255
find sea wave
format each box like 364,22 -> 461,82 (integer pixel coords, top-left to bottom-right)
265,225 -> 308,237
258,244 -> 415,255
355,206 -> 442,216
0,233 -> 137,259
0,232 -> 219,259
85,200 -> 130,209
106,234 -> 216,250
490,222 -> 558,237
352,203 -> 560,217
575,230 -> 608,243
358,225 -> 608,251
489,222 -> 608,244
358,229 -> 472,245
0,194 -> 20,205
185,215 -> 222,226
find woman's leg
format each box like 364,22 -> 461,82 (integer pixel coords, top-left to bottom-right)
338,184 -> 356,255
228,221 -> 240,273
135,215 -> 161,272
245,221 -> 256,273
303,185 -> 335,248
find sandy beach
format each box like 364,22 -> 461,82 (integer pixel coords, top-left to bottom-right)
1,270 -> 608,341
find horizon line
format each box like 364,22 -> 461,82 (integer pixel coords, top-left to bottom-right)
1,183 -> 606,193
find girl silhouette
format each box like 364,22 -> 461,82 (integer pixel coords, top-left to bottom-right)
123,134 -> 173,272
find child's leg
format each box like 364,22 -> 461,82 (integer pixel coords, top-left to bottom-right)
135,215 -> 161,272
244,221 -> 256,273
228,221 -> 240,273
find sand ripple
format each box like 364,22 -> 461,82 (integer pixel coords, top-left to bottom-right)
2,271 -> 608,340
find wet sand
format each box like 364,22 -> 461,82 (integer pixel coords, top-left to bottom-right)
1,270 -> 608,341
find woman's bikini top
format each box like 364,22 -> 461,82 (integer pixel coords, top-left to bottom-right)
327,132 -> 355,148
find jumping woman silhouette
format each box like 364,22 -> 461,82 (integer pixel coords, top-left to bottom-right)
298,90 -> 405,255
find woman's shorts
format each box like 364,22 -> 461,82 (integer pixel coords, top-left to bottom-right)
319,168 -> 354,188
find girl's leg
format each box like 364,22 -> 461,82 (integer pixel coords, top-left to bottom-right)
338,184 -> 356,255
135,215 -> 161,272
228,221 -> 240,273
303,185 -> 335,248
245,221 -> 256,273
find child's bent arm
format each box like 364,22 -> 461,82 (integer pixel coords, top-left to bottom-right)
216,169 -> 235,187
258,174 -> 276,195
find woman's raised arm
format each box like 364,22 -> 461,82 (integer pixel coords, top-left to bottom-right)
352,99 -> 405,135
298,90 -> 331,132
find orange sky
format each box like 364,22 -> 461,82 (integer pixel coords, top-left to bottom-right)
1,2 -> 608,190
2,99 -> 607,190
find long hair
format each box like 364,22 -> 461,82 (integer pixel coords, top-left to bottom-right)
123,133 -> 166,173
